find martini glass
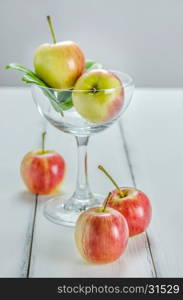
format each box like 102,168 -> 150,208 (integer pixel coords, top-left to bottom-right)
31,71 -> 134,227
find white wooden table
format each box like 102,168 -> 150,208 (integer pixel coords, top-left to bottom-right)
0,87 -> 183,278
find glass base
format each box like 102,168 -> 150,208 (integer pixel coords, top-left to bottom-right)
43,193 -> 105,227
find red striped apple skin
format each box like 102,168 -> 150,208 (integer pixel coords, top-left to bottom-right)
106,93 -> 123,121
20,150 -> 66,194
108,188 -> 152,237
75,207 -> 129,264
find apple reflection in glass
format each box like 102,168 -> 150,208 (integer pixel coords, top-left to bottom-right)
31,69 -> 134,227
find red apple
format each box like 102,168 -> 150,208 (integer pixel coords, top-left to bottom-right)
98,165 -> 152,237
75,193 -> 129,264
108,187 -> 152,237
20,132 -> 66,195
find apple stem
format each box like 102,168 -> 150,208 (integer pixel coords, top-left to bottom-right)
47,16 -> 57,44
98,165 -> 125,197
42,131 -> 47,153
103,192 -> 112,212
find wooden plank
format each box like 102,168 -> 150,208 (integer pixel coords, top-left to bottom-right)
121,88 -> 183,277
29,122 -> 155,277
0,88 -> 41,277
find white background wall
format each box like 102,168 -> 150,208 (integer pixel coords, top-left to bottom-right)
0,0 -> 183,87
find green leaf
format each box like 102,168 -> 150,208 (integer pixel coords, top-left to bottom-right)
59,96 -> 73,110
56,90 -> 73,110
6,63 -> 36,77
42,89 -> 64,116
41,89 -> 73,115
21,73 -> 64,116
6,62 -> 76,114
7,63 -> 47,86
48,98 -> 64,116
85,60 -> 96,70
57,90 -> 72,101
85,60 -> 103,71
22,74 -> 47,86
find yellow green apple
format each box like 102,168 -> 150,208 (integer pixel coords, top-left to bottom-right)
34,16 -> 85,89
72,69 -> 124,123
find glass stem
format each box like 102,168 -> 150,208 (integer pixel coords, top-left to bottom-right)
73,136 -> 92,201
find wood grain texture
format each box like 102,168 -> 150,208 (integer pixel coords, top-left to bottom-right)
29,123 -> 155,277
3,87 -> 182,277
121,88 -> 183,277
0,88 -> 41,277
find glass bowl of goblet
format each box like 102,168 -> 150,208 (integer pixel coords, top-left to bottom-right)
31,70 -> 134,227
